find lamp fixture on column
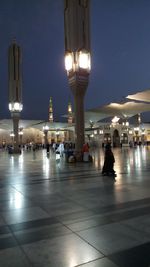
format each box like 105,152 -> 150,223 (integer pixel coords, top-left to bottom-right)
64,0 -> 91,161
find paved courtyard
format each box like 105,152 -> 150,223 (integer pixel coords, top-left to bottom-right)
0,146 -> 150,266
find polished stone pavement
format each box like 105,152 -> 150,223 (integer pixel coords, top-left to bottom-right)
0,146 -> 150,266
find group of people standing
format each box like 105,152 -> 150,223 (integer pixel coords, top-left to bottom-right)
46,140 -> 116,177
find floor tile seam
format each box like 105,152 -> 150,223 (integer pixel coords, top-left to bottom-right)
1,205 -> 49,219
7,216 -> 61,232
13,168 -> 101,178
48,168 -> 101,175
33,173 -> 102,183
8,176 -> 125,187
67,218 -> 114,232
56,202 -> 150,227
57,193 -> 96,211
0,222 -> 75,249
73,256 -> 106,267
10,184 -> 29,199
4,172 -> 102,185
107,205 -> 150,225
2,201 -> 148,235
0,194 -> 149,212
120,220 -> 150,237
59,195 -> 150,212
14,228 -> 74,246
5,223 -> 35,267
0,194 -> 42,209
58,220 -> 106,258
91,202 -> 150,218
67,206 -> 150,233
50,199 -> 150,225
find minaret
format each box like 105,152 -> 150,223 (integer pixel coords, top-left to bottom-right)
68,102 -> 73,124
8,39 -> 23,153
49,97 -> 53,122
138,113 -> 141,124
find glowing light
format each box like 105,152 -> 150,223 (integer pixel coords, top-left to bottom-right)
9,102 -> 23,112
68,106 -> 72,112
65,53 -> 73,71
112,116 -> 120,123
43,125 -> 49,131
19,131 -> 23,135
134,127 -> 139,131
78,51 -> 91,70
10,132 -> 15,137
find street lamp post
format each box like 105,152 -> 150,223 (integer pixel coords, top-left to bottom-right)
10,131 -> 15,145
8,39 -> 23,154
64,0 -> 91,161
19,128 -> 23,146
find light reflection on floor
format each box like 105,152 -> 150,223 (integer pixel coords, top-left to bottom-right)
1,146 -> 150,266
1,146 -> 150,183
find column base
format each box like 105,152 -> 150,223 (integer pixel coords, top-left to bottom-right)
66,151 -> 93,163
74,151 -> 83,162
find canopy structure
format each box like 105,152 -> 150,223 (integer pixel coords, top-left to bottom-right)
32,121 -> 70,131
84,111 -> 112,123
87,101 -> 150,121
127,89 -> 150,102
0,119 -> 44,131
0,119 -> 71,132
2,88 -> 150,132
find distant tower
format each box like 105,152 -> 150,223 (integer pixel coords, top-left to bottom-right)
8,39 -> 23,153
68,102 -> 73,123
49,97 -> 53,122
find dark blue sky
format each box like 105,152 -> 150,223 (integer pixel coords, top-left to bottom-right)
0,0 -> 150,121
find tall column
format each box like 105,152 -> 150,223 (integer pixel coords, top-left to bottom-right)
68,102 -> 73,124
72,86 -> 86,151
13,115 -> 19,148
8,39 -> 23,153
19,127 -> 23,146
64,0 -> 91,161
44,131 -> 48,147
43,125 -> 49,148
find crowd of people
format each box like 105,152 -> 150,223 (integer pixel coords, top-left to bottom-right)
4,140 -> 117,178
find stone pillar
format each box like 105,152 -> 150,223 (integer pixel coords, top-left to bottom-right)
12,113 -> 20,153
70,78 -> 88,153
64,0 -> 91,161
44,130 -> 48,147
8,39 -> 23,154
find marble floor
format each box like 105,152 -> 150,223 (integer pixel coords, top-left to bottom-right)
0,146 -> 150,266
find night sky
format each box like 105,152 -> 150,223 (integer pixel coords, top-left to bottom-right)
0,0 -> 150,121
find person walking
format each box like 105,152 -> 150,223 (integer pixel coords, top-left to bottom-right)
82,143 -> 89,162
56,142 -> 64,157
102,144 -> 116,177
